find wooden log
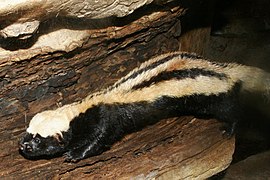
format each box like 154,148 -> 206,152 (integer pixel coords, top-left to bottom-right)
1,117 -> 235,179
0,0 -> 165,22
0,0 -> 173,38
0,1 -> 235,179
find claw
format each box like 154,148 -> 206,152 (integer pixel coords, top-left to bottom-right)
63,152 -> 80,163
220,121 -> 237,138
63,152 -> 72,162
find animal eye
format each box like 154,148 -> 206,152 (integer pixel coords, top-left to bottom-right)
34,137 -> 40,144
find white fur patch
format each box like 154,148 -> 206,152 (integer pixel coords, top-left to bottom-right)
27,109 -> 71,138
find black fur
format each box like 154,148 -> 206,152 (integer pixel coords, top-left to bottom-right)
179,52 -> 203,60
132,68 -> 227,90
61,82 -> 241,161
110,53 -> 182,90
19,132 -> 72,159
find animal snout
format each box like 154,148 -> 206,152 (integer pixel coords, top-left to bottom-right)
19,142 -> 33,152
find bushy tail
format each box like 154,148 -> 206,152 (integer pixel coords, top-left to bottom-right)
226,64 -> 270,99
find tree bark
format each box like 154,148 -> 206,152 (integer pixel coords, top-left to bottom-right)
0,1 -> 235,179
0,0 -> 172,38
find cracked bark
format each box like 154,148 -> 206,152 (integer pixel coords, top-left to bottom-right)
0,0 -> 235,179
0,0 -> 173,39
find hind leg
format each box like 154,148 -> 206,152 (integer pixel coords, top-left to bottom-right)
214,95 -> 242,138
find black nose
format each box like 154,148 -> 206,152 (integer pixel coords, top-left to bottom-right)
19,142 -> 33,152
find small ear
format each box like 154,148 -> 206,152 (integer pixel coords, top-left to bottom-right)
32,133 -> 37,138
53,133 -> 63,143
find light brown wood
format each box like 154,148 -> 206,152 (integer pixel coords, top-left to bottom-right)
0,0 -> 173,38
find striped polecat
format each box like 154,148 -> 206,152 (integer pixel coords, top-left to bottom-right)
19,52 -> 270,162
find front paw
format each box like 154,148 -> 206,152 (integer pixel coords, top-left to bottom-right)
63,142 -> 105,162
64,150 -> 84,163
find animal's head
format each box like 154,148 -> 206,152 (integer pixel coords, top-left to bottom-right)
19,110 -> 72,158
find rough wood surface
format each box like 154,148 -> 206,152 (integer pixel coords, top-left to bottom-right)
0,0 -> 172,38
1,117 -> 235,179
0,1 -> 235,179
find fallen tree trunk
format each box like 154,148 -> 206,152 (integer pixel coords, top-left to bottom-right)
1,117 -> 235,179
0,1 -> 235,179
